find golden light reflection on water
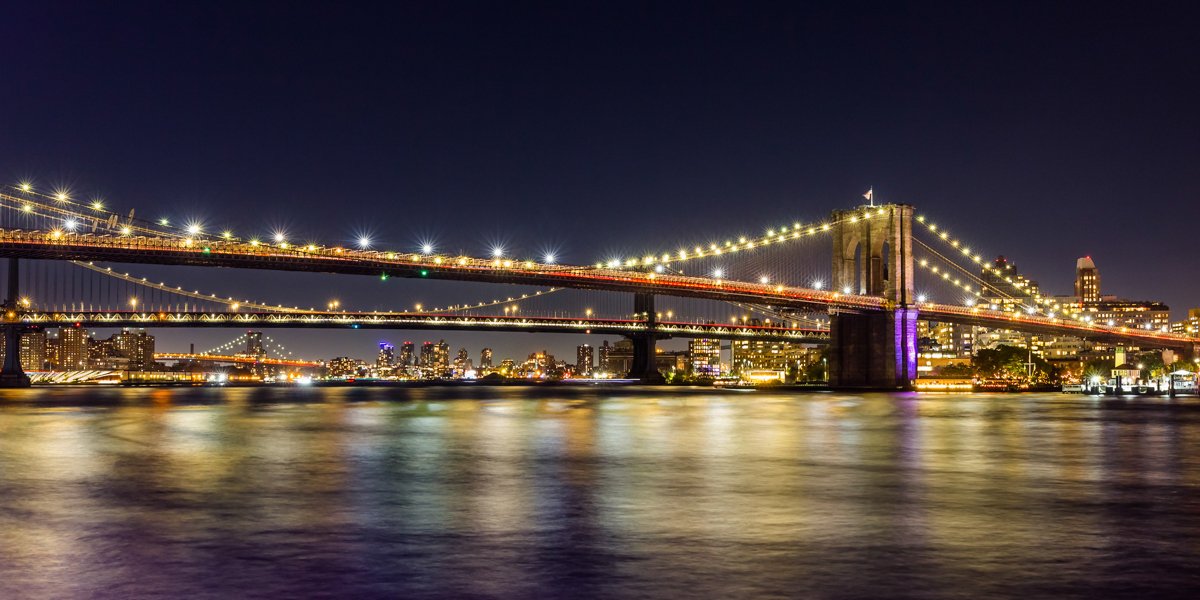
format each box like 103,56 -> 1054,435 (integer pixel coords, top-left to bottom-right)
1,387 -> 1200,598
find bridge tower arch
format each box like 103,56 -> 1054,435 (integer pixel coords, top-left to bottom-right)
828,204 -> 917,389
832,204 -> 914,302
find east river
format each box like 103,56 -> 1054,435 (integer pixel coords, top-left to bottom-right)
1,386 -> 1198,599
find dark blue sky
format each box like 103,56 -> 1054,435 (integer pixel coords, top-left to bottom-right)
3,1 -> 1198,361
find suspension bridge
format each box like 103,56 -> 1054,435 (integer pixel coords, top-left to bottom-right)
0,182 -> 1194,388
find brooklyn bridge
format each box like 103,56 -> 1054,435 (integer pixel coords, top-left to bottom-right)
0,183 -> 1194,388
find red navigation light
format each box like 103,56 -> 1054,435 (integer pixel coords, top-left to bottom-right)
74,322 -> 80,327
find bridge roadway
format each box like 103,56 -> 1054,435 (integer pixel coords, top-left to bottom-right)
1,230 -> 1195,351
20,310 -> 831,343
0,230 -> 880,312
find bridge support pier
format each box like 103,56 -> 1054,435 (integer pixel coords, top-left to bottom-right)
626,292 -> 666,384
0,258 -> 30,388
828,307 -> 917,390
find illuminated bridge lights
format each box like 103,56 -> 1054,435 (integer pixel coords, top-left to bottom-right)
0,210 -> 1193,349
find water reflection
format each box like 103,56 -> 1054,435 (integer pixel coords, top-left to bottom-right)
1,387 -> 1199,598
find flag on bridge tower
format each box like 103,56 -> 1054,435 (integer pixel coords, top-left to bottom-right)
863,187 -> 874,206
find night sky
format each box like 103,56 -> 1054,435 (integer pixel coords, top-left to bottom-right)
3,1 -> 1198,362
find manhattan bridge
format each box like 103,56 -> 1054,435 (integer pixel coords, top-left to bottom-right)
0,183 -> 1194,388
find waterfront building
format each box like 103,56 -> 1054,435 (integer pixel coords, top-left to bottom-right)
328,357 -> 356,377
497,358 -> 515,377
479,347 -> 493,369
729,338 -> 819,379
688,337 -> 721,377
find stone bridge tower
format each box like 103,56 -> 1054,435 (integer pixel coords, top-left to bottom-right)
828,204 -> 917,389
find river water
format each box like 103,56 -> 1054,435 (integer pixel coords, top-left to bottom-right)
0,386 -> 1198,599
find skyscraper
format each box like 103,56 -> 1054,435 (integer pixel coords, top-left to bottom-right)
454,347 -> 470,373
420,342 -> 435,370
599,340 -> 611,373
576,343 -> 594,376
399,342 -> 415,367
376,342 -> 395,368
479,347 -> 493,369
1075,256 -> 1100,305
434,340 -> 450,375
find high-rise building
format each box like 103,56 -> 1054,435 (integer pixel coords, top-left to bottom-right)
689,338 -> 722,377
576,344 -> 594,376
19,330 -> 46,371
246,331 -> 264,356
454,347 -> 470,372
112,328 -> 156,370
479,347 -> 493,369
1075,256 -> 1100,305
433,340 -> 450,376
55,326 -> 90,370
420,342 -> 434,368
376,342 -> 395,368
598,340 -> 611,373
398,342 -> 415,367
